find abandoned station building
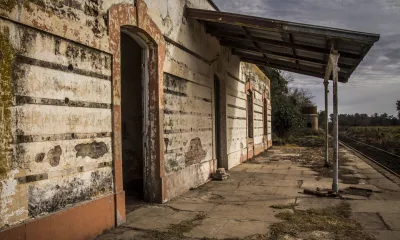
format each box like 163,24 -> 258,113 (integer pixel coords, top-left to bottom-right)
0,0 -> 379,239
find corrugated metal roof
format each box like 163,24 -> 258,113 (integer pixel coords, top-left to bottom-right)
186,8 -> 380,82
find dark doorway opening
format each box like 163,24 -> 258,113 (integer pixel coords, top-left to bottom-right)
214,76 -> 221,168
247,90 -> 254,138
120,31 -> 146,212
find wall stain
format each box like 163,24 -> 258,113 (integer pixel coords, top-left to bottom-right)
75,141 -> 108,159
13,144 -> 27,169
0,27 -> 15,180
25,0 -> 46,10
164,73 -> 187,93
83,0 -> 107,38
35,153 -> 45,163
165,158 -> 180,173
28,170 -> 113,217
185,138 -> 206,166
83,0 -> 100,17
164,138 -> 169,152
0,0 -> 17,12
47,145 -> 62,167
46,0 -> 80,21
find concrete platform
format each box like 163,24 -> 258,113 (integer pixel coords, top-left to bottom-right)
95,146 -> 400,240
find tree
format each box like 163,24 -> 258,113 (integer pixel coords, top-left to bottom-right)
318,111 -> 326,130
397,100 -> 400,119
332,112 -> 400,127
262,67 -> 314,137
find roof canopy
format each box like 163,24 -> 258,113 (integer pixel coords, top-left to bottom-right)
185,8 -> 380,82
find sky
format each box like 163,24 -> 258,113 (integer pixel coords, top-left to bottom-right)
213,0 -> 400,116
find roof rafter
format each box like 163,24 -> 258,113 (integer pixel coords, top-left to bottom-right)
243,57 -> 347,82
228,41 -> 353,70
206,27 -> 362,59
186,7 -> 380,82
186,8 -> 380,43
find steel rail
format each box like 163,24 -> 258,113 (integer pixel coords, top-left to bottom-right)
339,140 -> 400,179
340,135 -> 400,158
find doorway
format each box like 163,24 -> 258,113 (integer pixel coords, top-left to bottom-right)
214,76 -> 222,168
120,31 -> 148,212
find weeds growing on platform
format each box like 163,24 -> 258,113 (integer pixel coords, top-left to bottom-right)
269,202 -> 375,240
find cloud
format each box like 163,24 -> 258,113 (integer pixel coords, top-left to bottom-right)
213,0 -> 400,115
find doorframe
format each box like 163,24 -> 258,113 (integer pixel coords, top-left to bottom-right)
109,1 -> 166,226
214,75 -> 222,168
120,29 -> 149,198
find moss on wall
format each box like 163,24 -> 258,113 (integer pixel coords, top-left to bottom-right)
0,0 -> 17,13
0,27 -> 15,180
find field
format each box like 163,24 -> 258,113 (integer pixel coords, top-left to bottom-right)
340,126 -> 400,155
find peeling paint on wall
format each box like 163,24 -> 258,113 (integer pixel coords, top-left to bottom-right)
0,15 -> 113,229
35,152 -> 45,163
28,169 -> 113,217
0,0 -> 17,13
47,145 -> 62,167
75,141 -> 108,159
185,138 -> 207,166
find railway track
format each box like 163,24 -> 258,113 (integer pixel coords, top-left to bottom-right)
339,135 -> 400,178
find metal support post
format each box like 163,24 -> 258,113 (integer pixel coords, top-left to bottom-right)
323,80 -> 329,167
331,53 -> 340,193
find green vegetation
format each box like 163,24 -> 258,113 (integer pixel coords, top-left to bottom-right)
0,28 -> 15,180
270,203 -> 298,209
342,126 -> 400,155
335,113 -> 400,127
297,146 -> 361,184
262,67 -> 314,138
138,213 -> 206,240
269,202 -> 375,240
273,128 -> 325,147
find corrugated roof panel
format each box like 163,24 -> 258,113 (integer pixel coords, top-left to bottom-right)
339,43 -> 366,54
235,49 -> 264,57
264,53 -> 296,63
247,28 -> 283,41
292,33 -> 326,47
298,60 -> 325,68
259,44 -> 294,55
205,21 -> 244,32
296,49 -> 325,59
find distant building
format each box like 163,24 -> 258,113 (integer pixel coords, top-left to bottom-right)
303,107 -> 319,130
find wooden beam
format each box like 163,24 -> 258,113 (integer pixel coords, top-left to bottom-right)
226,41 -> 353,70
288,33 -> 298,65
207,28 -> 362,59
242,57 -> 347,82
186,8 -> 380,43
237,53 -> 325,74
241,26 -> 267,59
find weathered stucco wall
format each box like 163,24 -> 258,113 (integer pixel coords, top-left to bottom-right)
0,17 -> 113,228
0,0 -> 120,230
0,0 -> 272,231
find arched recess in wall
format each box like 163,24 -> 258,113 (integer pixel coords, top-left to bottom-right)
108,1 -> 166,225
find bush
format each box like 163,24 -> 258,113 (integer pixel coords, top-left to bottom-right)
274,128 -> 325,147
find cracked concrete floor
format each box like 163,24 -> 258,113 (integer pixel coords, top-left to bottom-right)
95,146 -> 400,240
